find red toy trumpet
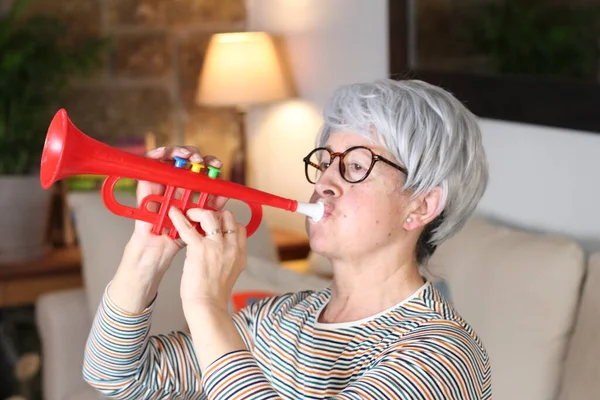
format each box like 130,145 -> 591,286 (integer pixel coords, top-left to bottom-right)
40,109 -> 324,238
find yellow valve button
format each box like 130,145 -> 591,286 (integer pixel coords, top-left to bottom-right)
190,162 -> 205,173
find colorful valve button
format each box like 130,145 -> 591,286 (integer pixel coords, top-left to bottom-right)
207,165 -> 221,178
190,162 -> 204,173
173,156 -> 188,168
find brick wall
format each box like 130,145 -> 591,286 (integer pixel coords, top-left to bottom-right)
26,0 -> 246,178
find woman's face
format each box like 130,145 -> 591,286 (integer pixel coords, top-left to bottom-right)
307,131 -> 409,261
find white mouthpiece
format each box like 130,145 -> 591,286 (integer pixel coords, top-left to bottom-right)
296,201 -> 325,222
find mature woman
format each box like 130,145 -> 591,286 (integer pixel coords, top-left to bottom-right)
83,79 -> 491,399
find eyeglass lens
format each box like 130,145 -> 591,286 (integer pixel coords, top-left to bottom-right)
307,148 -> 374,183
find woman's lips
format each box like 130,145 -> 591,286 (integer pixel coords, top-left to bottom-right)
320,201 -> 333,218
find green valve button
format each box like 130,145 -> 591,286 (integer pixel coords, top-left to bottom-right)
207,165 -> 221,178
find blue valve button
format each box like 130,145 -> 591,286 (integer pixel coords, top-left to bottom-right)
173,156 -> 189,169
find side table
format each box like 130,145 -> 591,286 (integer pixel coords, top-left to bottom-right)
0,228 -> 310,308
270,228 -> 310,261
0,247 -> 82,308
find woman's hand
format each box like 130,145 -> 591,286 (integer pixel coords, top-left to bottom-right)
128,146 -> 229,272
168,207 -> 247,312
108,146 -> 229,313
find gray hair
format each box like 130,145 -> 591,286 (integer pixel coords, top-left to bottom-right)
316,79 -> 488,261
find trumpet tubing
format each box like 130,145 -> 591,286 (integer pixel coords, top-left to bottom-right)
40,109 -> 324,238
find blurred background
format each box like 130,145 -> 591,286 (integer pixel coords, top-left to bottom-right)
1,0 -> 599,399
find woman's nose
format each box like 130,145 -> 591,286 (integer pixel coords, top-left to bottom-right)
315,160 -> 342,198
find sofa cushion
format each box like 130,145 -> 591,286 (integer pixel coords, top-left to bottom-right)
427,217 -> 585,400
67,191 -> 280,335
557,252 -> 600,400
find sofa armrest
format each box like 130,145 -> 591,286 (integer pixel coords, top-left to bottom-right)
36,288 -> 94,400
558,253 -> 600,400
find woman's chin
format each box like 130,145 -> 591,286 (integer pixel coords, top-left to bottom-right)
308,235 -> 336,258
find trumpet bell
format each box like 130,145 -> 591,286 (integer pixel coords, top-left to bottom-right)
40,108 -> 70,189
38,108 -> 324,239
41,108 -> 111,190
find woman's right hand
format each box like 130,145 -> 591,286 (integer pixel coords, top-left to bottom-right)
129,145 -> 229,271
109,145 -> 229,312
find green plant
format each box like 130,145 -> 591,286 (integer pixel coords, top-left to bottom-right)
468,0 -> 600,81
0,0 -> 110,175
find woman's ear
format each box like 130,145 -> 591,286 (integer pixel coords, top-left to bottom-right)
403,187 -> 443,231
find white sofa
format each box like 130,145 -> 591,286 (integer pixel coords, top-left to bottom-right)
36,192 -> 600,399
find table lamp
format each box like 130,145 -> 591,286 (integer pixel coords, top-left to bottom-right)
196,31 -> 291,185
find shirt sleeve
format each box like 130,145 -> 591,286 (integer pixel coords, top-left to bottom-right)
200,321 -> 492,400
82,284 -> 269,399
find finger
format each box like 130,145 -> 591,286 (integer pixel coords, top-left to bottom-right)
236,223 -> 247,253
203,155 -> 223,169
203,155 -> 225,210
180,146 -> 204,163
159,146 -> 194,163
206,195 -> 229,211
146,146 -> 166,159
168,207 -> 203,247
186,208 -> 224,243
220,211 -> 238,248
165,145 -> 206,164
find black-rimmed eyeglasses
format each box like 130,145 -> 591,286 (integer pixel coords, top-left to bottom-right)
302,146 -> 407,184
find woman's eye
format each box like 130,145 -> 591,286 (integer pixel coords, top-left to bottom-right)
318,162 -> 330,170
349,163 -> 364,171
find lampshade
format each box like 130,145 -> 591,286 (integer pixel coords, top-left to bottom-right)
196,32 -> 291,107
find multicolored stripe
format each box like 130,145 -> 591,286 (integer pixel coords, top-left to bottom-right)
84,282 -> 491,399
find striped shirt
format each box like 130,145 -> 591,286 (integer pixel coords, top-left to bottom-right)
84,281 -> 491,399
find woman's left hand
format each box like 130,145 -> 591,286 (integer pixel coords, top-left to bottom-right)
168,207 -> 247,312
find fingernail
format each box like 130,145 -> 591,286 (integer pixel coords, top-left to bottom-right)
191,154 -> 203,162
180,148 -> 191,155
186,208 -> 203,218
148,147 -> 164,154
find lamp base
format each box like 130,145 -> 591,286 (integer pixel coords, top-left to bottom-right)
228,108 -> 247,186
229,146 -> 246,185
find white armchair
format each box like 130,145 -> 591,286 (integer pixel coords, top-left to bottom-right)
36,288 -> 94,400
35,191 -> 329,400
